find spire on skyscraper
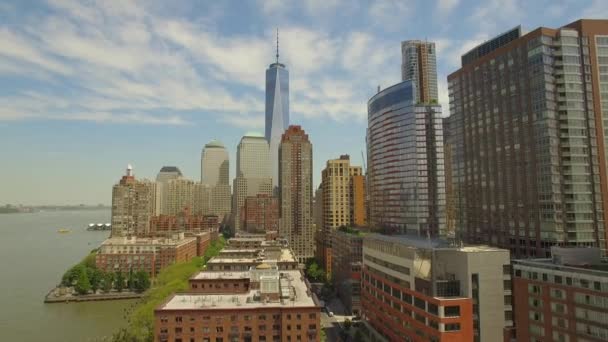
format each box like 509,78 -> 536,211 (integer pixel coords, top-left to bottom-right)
276,28 -> 279,63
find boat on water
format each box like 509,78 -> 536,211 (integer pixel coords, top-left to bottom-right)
87,223 -> 112,231
57,228 -> 71,233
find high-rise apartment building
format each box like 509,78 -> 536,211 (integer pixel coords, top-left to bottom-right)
367,80 -> 446,236
317,155 -> 366,275
233,134 -> 273,232
165,178 -> 196,216
401,40 -> 438,103
279,125 -> 314,263
201,140 -> 231,220
361,234 -> 513,342
111,165 -> 158,237
156,166 -> 182,215
241,194 -> 280,234
446,20 -> 608,257
265,38 -> 290,188
512,247 -> 608,342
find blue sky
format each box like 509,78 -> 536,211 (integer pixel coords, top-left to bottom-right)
0,0 -> 606,205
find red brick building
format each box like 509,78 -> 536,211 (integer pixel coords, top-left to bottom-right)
241,194 -> 279,234
361,235 -> 512,342
95,234 -> 199,278
149,208 -> 220,237
512,247 -> 608,342
155,268 -> 321,342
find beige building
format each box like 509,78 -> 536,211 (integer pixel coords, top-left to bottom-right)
155,166 -> 183,215
200,140 -> 231,220
111,165 -> 158,237
317,155 -> 366,275
165,178 -> 195,216
232,133 -> 273,232
279,125 -> 314,263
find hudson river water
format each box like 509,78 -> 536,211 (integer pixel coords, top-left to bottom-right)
0,209 -> 135,341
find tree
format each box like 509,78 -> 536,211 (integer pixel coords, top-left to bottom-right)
88,268 -> 104,293
102,272 -> 114,293
74,267 -> 91,295
133,271 -> 151,293
115,271 -> 125,292
344,318 -> 352,331
127,270 -> 135,291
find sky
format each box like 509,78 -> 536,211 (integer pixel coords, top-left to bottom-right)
0,0 -> 607,205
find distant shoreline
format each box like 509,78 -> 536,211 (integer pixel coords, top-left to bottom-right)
0,206 -> 110,214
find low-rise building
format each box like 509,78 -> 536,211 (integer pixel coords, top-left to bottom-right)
95,234 -> 199,278
331,227 -> 365,316
361,234 -> 513,342
154,267 -> 321,342
512,247 -> 608,342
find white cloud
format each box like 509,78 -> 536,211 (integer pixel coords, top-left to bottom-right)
582,0 -> 608,19
369,0 -> 412,32
437,0 -> 459,15
469,0 -> 523,33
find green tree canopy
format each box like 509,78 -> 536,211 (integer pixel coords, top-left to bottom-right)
115,271 -> 125,292
74,267 -> 91,295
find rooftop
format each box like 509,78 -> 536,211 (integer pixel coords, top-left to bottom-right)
100,235 -> 196,247
513,258 -> 608,278
160,270 -> 317,311
204,139 -> 225,148
158,166 -> 182,175
191,271 -> 250,280
365,234 -> 506,253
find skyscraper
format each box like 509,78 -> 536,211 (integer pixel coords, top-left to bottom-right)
279,125 -> 314,262
367,80 -> 446,236
401,40 -> 438,103
111,165 -> 158,237
201,140 -> 231,220
232,133 -> 273,232
156,166 -> 183,215
201,140 -> 229,186
265,31 -> 290,188
446,20 -> 608,257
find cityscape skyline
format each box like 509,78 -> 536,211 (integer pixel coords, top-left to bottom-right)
1,0 -> 607,206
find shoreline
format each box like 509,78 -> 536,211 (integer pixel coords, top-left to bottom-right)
44,287 -> 144,304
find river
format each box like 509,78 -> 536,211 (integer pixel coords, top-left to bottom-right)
0,209 -> 135,342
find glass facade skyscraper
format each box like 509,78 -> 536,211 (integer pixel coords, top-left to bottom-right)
265,61 -> 289,189
367,80 -> 446,236
401,40 -> 438,103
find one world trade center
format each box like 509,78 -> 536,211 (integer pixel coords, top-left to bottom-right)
265,30 -> 289,189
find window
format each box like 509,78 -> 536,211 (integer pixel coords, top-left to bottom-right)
445,323 -> 460,331
444,306 -> 460,317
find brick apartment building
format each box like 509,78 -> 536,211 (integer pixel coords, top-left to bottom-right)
331,228 -> 364,316
241,194 -> 279,234
361,234 -> 513,342
512,247 -> 608,341
95,233 -> 204,278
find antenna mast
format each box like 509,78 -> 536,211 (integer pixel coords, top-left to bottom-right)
276,28 -> 279,63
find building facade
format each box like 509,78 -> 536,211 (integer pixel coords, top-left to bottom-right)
401,40 -> 438,103
200,140 -> 231,220
242,194 -> 280,234
361,234 -> 513,342
512,247 -> 608,342
317,155 -> 366,275
367,80 -> 447,236
156,166 -> 183,215
95,234 -> 199,278
111,165 -> 158,237
331,228 -> 364,316
233,134 -> 273,232
154,268 -> 320,342
279,125 -> 314,263
265,50 -> 290,189
446,20 -> 608,257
